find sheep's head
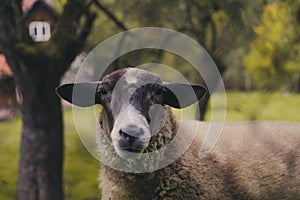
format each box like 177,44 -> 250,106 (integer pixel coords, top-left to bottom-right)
56,68 -> 206,157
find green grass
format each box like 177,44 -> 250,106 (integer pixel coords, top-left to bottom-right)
173,91 -> 300,122
207,91 -> 300,122
63,110 -> 99,200
0,111 -> 99,200
0,115 -> 21,200
0,91 -> 299,199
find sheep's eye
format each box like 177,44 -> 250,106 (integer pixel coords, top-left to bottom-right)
99,88 -> 108,95
154,89 -> 163,96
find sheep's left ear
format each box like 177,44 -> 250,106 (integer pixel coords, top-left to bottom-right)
56,82 -> 101,107
162,83 -> 207,108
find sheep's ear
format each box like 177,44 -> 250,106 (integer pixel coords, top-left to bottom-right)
56,82 -> 101,107
162,83 -> 206,108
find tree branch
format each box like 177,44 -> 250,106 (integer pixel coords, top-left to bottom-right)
78,11 -> 97,44
53,0 -> 86,44
92,0 -> 128,31
0,2 -> 18,48
0,1 -> 28,74
52,0 -> 96,76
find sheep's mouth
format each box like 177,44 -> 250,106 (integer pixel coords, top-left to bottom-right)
123,148 -> 144,153
113,145 -> 148,159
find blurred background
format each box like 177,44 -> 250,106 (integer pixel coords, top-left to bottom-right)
0,0 -> 299,199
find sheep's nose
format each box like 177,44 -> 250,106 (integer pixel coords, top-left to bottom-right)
119,129 -> 136,142
118,125 -> 148,152
119,124 -> 144,138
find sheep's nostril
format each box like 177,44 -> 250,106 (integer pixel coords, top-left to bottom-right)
117,125 -> 149,152
119,129 -> 134,142
120,124 -> 144,137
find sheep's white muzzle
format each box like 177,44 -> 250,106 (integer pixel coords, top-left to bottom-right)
118,124 -> 150,151
111,106 -> 151,158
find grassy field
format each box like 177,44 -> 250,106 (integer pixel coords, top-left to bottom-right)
0,111 -> 99,200
207,91 -> 300,122
0,91 -> 299,199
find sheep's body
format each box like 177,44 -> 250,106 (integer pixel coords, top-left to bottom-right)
56,68 -> 300,199
189,121 -> 300,199
98,111 -> 300,199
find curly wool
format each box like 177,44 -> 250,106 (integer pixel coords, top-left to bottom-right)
97,107 -> 300,200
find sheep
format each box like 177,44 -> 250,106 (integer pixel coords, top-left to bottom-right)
56,67 -> 300,199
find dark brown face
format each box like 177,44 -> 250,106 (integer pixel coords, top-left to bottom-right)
95,69 -> 127,134
56,67 -> 207,158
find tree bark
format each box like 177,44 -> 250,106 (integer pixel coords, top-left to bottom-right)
196,92 -> 210,121
16,65 -> 63,200
196,57 -> 225,121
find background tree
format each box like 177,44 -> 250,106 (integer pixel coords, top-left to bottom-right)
94,0 -> 269,120
243,1 -> 300,91
0,0 -> 96,199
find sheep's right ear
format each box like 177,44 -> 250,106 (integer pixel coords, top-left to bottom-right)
56,82 -> 101,107
162,83 -> 207,108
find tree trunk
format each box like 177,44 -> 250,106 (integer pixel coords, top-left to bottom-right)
0,1 -> 96,199
196,92 -> 210,121
17,69 -> 63,200
196,57 -> 225,121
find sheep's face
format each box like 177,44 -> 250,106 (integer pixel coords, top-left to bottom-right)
97,68 -> 164,155
56,68 -> 206,157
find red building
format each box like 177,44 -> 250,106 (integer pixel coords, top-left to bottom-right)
0,55 -> 20,120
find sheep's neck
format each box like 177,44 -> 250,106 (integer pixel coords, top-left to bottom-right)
146,106 -> 178,152
102,164 -> 169,199
100,107 -> 180,199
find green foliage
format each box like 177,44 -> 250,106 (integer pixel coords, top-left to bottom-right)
243,2 -> 300,91
52,0 -> 68,13
80,0 -> 300,92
